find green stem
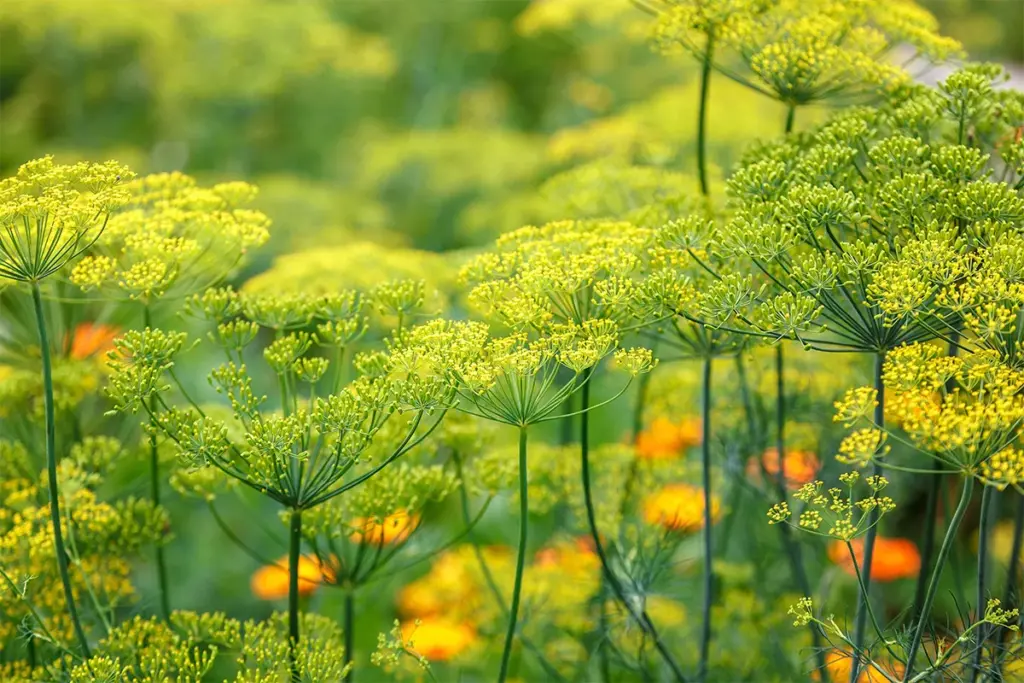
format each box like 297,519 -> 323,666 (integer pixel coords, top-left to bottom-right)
699,355 -> 713,682
343,588 -> 355,682
911,338 -> 959,628
696,29 -> 716,197
32,282 -> 92,660
288,508 -> 302,683
143,306 -> 171,621
618,353 -> 657,528
453,454 -> 565,682
970,486 -> 994,683
580,375 -> 688,682
785,103 -> 796,135
909,461 -> 942,627
497,426 -> 529,683
773,345 -> 827,676
850,351 -> 885,683
997,493 -> 1024,678
902,476 -> 975,681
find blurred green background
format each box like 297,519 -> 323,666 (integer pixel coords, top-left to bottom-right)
3,0 -> 1017,257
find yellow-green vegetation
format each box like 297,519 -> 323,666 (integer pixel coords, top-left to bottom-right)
2,1 -> 1023,682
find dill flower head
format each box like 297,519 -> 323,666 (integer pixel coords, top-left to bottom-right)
635,416 -> 702,459
243,241 -> 455,324
250,554 -> 333,600
0,155 -> 133,282
400,617 -> 477,662
71,172 -> 269,301
348,509 -> 420,546
643,482 -> 722,532
827,536 -> 921,582
538,160 -> 699,229
747,447 -> 820,489
461,219 -> 657,329
707,66 -> 1024,354
653,0 -> 962,106
68,321 -> 120,360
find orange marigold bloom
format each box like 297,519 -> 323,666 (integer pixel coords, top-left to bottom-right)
643,483 -> 721,532
828,537 -> 921,583
747,448 -> 820,489
823,649 -> 905,682
635,416 -> 701,459
401,617 -> 477,661
69,322 -> 120,360
349,509 -> 419,546
251,554 -> 330,600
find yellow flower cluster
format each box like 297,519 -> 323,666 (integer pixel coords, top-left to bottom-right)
0,155 -> 132,282
0,439 -> 166,647
71,172 -> 269,300
653,0 -> 962,105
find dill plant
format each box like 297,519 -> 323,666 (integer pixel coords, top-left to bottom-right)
0,156 -> 132,661
458,218 -> 688,679
105,283 -> 451,681
71,171 -> 270,621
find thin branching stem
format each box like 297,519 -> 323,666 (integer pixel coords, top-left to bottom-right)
497,426 -> 530,683
343,588 -> 355,682
696,29 -> 715,197
32,282 -> 92,661
903,476 -> 975,681
774,344 -> 828,676
288,508 -> 302,683
143,305 -> 171,621
580,373 -> 688,682
699,355 -> 713,682
850,350 -> 885,683
970,486 -> 995,683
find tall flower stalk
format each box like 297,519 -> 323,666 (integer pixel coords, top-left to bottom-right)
389,318 -> 651,681
1,157 -> 132,661
32,283 -> 92,660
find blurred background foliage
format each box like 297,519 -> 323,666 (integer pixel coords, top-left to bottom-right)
3,0 -> 1018,259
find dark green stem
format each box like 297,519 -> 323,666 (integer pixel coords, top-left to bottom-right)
912,338 -> 959,627
33,282 -> 92,660
497,427 -> 529,683
785,103 -> 796,135
698,356 -> 713,682
903,476 -> 975,681
970,486 -> 995,683
619,355 -> 656,522
997,494 -> 1024,678
910,462 -> 942,627
288,508 -> 302,683
143,306 -> 171,621
773,345 -> 827,676
696,30 -> 715,197
580,376 -> 688,682
850,351 -> 885,683
453,453 -> 565,683
343,589 -> 354,682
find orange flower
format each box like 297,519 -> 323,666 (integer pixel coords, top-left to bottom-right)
69,322 -> 120,360
401,617 -> 477,661
635,417 -> 702,459
747,448 -> 820,489
828,537 -> 921,582
250,554 -> 330,600
349,509 -> 419,545
534,536 -> 598,569
642,483 -> 721,532
823,649 -> 905,682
